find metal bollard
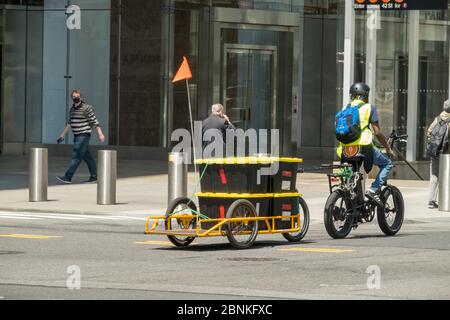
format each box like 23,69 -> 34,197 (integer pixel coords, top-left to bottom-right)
438,154 -> 450,212
97,150 -> 117,205
168,152 -> 188,204
29,148 -> 48,202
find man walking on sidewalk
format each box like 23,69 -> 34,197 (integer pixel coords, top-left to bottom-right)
426,99 -> 450,209
57,90 -> 105,184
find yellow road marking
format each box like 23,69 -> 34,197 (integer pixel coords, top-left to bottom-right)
0,234 -> 61,239
279,247 -> 355,253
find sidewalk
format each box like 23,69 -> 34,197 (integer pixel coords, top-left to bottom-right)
0,155 -> 172,216
0,155 -> 448,221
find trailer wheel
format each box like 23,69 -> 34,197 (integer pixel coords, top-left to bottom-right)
225,199 -> 259,249
282,196 -> 310,242
165,197 -> 197,247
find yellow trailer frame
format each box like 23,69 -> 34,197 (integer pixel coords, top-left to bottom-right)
145,213 -> 302,238
144,157 -> 307,247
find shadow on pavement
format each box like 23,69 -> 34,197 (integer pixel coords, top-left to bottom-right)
152,240 -> 318,252
347,233 -> 417,239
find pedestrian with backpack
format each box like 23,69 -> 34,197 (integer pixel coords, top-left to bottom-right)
56,90 -> 106,184
335,82 -> 395,206
426,99 -> 450,209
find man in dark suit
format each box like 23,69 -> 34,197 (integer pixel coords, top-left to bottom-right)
202,104 -> 235,156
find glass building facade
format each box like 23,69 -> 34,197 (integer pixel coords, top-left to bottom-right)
1,0 -> 449,169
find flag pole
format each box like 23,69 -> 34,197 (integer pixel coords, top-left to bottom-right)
172,56 -> 199,222
185,78 -> 200,228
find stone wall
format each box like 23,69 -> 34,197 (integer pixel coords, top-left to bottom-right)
109,0 -> 162,147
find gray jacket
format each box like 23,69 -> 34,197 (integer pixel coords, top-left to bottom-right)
427,111 -> 450,141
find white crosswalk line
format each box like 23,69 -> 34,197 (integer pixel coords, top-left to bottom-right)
74,215 -> 144,220
0,215 -> 40,220
120,209 -> 166,215
0,211 -> 147,222
109,216 -> 146,221
0,213 -> 84,220
40,214 -> 146,221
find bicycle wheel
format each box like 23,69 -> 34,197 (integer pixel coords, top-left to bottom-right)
225,199 -> 259,249
282,197 -> 310,242
165,197 -> 197,247
324,191 -> 353,239
378,186 -> 404,236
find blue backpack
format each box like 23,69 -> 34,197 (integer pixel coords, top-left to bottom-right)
335,103 -> 366,144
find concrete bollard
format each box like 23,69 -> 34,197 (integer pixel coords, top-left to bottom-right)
29,148 -> 48,202
438,154 -> 450,212
97,150 -> 117,205
168,152 -> 188,204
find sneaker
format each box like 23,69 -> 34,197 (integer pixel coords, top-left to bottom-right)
366,189 -> 383,207
84,176 -> 97,183
428,201 -> 438,209
56,176 -> 72,184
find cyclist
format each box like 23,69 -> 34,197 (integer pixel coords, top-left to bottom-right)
336,82 -> 395,205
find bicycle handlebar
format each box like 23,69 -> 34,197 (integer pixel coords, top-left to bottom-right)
388,130 -> 408,150
389,130 -> 408,141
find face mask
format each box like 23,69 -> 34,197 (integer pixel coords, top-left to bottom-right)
72,97 -> 81,104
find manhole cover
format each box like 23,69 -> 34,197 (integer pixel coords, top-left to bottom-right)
218,257 -> 283,262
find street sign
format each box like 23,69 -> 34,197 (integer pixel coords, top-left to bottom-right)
354,0 -> 448,11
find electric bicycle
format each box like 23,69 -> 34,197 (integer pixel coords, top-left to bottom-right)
323,132 -> 406,239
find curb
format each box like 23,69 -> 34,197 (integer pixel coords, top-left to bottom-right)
0,207 -> 119,216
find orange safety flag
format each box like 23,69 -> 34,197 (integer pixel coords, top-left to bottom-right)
172,56 -> 192,83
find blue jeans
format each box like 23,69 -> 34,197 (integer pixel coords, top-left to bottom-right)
370,147 -> 393,192
64,134 -> 97,180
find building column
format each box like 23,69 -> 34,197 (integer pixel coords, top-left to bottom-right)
366,9 -> 379,106
342,0 -> 355,106
160,0 -> 175,148
406,11 -> 419,162
446,21 -> 450,99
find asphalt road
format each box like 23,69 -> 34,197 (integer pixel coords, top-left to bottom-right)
0,210 -> 449,300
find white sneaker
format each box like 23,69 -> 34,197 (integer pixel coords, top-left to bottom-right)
428,201 -> 438,209
366,189 -> 382,207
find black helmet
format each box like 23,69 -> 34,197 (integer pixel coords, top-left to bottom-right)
350,82 -> 370,99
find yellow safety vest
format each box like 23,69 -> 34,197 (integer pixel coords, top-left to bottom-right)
336,99 -> 373,158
